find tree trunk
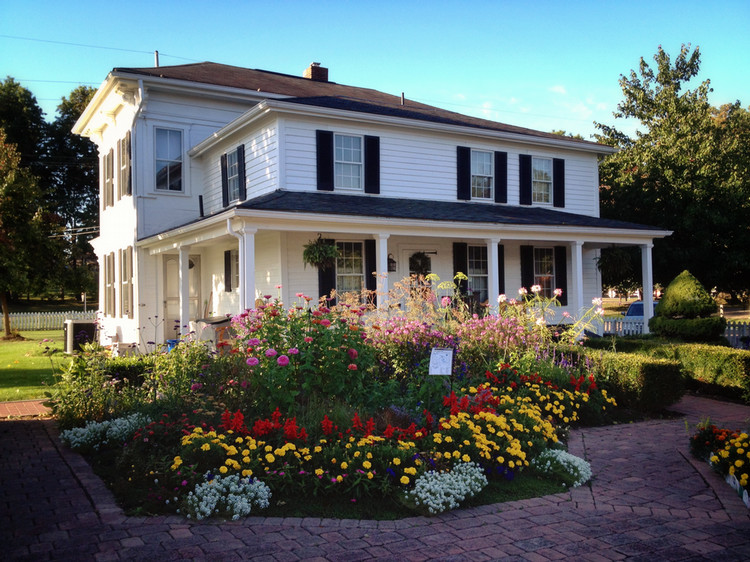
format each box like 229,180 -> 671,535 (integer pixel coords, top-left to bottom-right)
1,291 -> 12,338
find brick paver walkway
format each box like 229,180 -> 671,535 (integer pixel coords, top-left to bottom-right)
2,395 -> 749,561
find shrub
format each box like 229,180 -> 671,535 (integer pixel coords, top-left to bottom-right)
569,348 -> 684,411
673,344 -> 750,401
649,270 -> 725,341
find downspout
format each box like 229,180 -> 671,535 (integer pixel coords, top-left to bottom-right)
226,218 -> 245,311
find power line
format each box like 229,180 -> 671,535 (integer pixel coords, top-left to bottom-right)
0,33 -> 199,62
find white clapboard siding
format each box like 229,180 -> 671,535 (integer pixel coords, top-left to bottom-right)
2,311 -> 97,331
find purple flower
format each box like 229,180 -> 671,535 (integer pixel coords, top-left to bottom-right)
246,356 -> 260,366
265,348 -> 278,357
277,355 -> 290,366
247,338 -> 261,346
288,347 -> 299,355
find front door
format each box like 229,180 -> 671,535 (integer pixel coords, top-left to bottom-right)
163,255 -> 201,339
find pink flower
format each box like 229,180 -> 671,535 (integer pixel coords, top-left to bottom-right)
275,284 -> 282,289
348,364 -> 358,371
277,355 -> 290,366
265,348 -> 278,357
554,288 -> 563,297
498,294 -> 507,303
348,348 -> 358,360
441,296 -> 451,307
246,357 -> 259,366
531,284 -> 542,294
320,319 -> 331,327
296,292 -> 304,298
518,287 -> 528,295
247,338 -> 261,346
304,336 -> 313,343
288,347 -> 299,355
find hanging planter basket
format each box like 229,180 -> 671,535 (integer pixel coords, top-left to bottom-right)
303,235 -> 340,270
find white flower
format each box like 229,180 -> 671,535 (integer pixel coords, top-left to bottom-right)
404,462 -> 487,515
531,449 -> 592,488
592,297 -> 603,306
518,287 -> 528,295
60,412 -> 151,452
498,294 -> 507,303
531,285 -> 542,294
182,473 -> 271,520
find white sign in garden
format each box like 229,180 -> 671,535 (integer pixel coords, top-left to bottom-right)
429,347 -> 453,376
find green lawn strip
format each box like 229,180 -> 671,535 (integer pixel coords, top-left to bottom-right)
0,330 -> 69,401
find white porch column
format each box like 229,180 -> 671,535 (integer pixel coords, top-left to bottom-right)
641,243 -> 654,334
241,226 -> 257,311
570,241 -> 584,315
376,234 -> 390,309
486,238 -> 501,313
178,245 -> 191,336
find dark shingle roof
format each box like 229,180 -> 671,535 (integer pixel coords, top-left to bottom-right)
236,190 -> 660,231
114,62 -> 604,148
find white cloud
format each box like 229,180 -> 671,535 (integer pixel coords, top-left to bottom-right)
549,85 -> 567,95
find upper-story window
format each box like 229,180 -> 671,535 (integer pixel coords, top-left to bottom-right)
103,148 -> 114,208
118,132 -> 131,199
471,150 -> 493,200
532,157 -> 552,204
155,128 -> 183,192
221,145 -> 246,206
334,134 -> 362,190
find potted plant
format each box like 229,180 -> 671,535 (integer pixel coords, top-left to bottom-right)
303,235 -> 339,270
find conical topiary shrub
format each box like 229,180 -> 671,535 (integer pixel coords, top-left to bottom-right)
649,270 -> 726,341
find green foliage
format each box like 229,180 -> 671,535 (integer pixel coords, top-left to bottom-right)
302,235 -> 339,270
672,344 -> 750,401
570,347 -> 684,411
596,45 -> 750,296
649,270 -> 725,340
656,270 -> 717,318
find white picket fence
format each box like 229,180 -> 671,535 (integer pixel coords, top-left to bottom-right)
602,315 -> 750,349
1,311 -> 97,331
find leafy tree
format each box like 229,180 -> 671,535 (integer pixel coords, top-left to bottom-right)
595,45 -> 750,299
550,130 -> 585,140
45,86 -> 99,300
0,129 -> 49,337
0,77 -> 48,177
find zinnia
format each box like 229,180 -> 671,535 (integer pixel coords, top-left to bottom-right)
246,357 -> 259,366
277,355 -> 290,366
265,348 -> 278,357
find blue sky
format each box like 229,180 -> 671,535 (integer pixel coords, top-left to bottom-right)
1,0 -> 748,138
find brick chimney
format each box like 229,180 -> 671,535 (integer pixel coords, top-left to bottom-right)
303,62 -> 328,82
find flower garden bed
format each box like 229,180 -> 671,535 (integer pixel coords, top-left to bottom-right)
50,279 -> 617,520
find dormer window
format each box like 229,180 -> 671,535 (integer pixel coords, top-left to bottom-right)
155,128 -> 183,192
221,145 -> 246,206
532,157 -> 552,204
334,134 -> 362,190
471,150 -> 493,200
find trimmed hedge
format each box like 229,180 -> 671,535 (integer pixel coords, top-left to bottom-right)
649,316 -> 727,342
566,347 -> 684,412
671,344 -> 750,400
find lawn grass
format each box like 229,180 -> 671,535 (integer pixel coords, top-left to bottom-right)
0,330 -> 69,401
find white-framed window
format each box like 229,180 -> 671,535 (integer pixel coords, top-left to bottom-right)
532,157 -> 552,204
155,128 -> 183,192
334,134 -> 362,190
103,148 -> 114,208
119,247 -> 133,319
336,241 -> 364,294
231,248 -> 239,291
533,247 -> 555,298
226,148 -> 240,202
471,150 -> 493,200
118,132 -> 131,199
468,245 -> 488,302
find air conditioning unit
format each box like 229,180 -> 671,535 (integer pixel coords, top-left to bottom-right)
64,319 -> 97,354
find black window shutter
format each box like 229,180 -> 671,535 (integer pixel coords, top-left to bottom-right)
554,246 -> 568,305
452,242 -> 468,294
317,239 -> 337,303
316,130 -> 334,191
520,245 -> 534,290
553,158 -> 565,208
364,136 -> 380,194
494,151 -> 507,203
224,250 -> 232,292
220,153 -> 229,207
519,154 -> 532,205
364,239 -> 377,306
497,243 -> 505,296
456,146 -> 471,201
237,145 -> 247,200
125,131 -> 132,196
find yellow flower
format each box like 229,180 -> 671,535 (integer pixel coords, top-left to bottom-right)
404,467 -> 417,475
201,443 -> 211,451
462,454 -> 471,462
265,453 -> 275,463
265,445 -> 273,452
219,466 -> 228,474
366,452 -> 373,459
341,462 -> 349,470
336,475 -> 343,483
393,458 -> 401,466
315,468 -> 324,476
171,456 -> 182,470
367,471 -> 374,479
400,476 -> 410,485
314,446 -> 322,453
242,469 -> 252,477
362,460 -> 372,470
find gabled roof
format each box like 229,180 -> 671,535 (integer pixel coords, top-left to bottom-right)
113,62 -> 606,149
236,190 -> 661,232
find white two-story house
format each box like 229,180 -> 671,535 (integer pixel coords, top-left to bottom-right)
73,61 -> 670,349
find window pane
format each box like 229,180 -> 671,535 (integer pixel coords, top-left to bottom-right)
168,162 -> 182,191
168,130 -> 181,160
470,150 -> 493,199
533,248 -> 554,298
